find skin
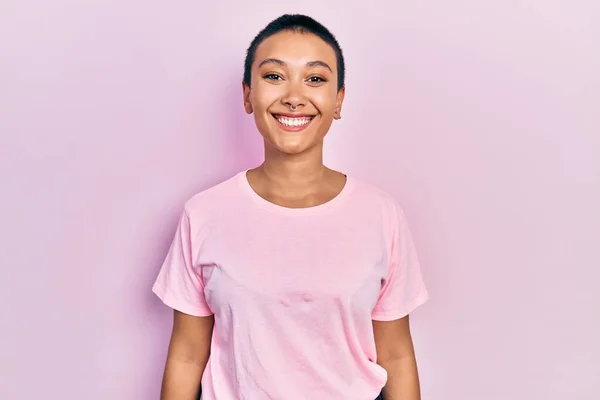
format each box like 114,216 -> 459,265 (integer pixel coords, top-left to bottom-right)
160,312 -> 213,400
373,317 -> 423,400
242,30 -> 347,205
159,30 -> 422,400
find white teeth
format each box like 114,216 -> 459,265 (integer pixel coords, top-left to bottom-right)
276,116 -> 312,127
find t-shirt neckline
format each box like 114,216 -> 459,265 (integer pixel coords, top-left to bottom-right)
237,169 -> 354,216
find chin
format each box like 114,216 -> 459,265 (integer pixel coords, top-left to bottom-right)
270,140 -> 311,155
260,134 -> 315,154
280,146 -> 310,155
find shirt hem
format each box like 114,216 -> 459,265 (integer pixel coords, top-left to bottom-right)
152,282 -> 214,317
371,290 -> 429,321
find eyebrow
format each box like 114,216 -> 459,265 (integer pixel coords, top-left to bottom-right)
257,58 -> 332,72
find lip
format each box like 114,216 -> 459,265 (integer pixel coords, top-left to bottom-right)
272,112 -> 315,118
271,113 -> 316,132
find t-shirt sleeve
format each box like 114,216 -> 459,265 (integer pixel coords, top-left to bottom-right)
372,203 -> 429,321
152,209 -> 213,317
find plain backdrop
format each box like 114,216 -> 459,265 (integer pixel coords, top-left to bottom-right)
1,1 -> 599,399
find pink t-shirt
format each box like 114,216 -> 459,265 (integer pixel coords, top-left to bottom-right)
152,171 -> 429,400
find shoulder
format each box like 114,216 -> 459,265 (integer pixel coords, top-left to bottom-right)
181,171 -> 244,221
348,176 -> 405,219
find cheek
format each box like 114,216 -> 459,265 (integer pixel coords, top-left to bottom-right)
312,90 -> 338,113
250,84 -> 282,111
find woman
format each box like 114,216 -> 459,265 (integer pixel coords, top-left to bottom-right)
153,14 -> 429,400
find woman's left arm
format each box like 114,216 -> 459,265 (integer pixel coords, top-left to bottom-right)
373,315 -> 422,400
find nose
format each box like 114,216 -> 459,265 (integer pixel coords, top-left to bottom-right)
281,80 -> 306,110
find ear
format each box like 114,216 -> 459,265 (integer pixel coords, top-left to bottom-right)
334,87 -> 345,120
242,81 -> 253,114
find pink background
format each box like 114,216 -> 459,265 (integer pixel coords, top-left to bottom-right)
1,1 -> 599,399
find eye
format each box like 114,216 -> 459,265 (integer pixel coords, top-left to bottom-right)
264,73 -> 283,81
307,76 -> 327,83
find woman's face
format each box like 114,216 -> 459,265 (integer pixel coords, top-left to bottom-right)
243,30 -> 345,155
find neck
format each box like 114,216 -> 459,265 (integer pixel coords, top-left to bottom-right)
258,144 -> 327,192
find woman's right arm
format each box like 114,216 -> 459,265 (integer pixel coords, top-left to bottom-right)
160,311 -> 214,400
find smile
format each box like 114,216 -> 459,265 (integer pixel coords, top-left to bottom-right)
272,114 -> 315,132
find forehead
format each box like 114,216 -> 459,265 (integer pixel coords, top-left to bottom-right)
254,31 -> 337,71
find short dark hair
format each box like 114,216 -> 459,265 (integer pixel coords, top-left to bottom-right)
243,14 -> 345,91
